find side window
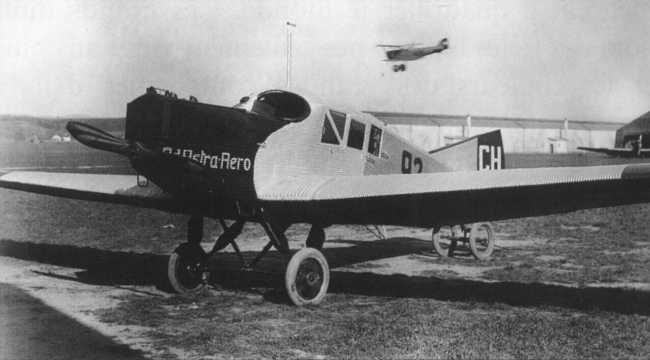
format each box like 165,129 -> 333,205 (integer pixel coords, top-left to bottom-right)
330,110 -> 347,140
320,113 -> 339,145
347,119 -> 366,150
368,125 -> 382,156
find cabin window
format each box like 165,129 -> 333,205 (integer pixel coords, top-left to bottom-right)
347,119 -> 366,150
330,110 -> 347,140
368,125 -> 382,156
321,113 -> 339,145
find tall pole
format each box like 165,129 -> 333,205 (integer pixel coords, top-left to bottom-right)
286,21 -> 296,89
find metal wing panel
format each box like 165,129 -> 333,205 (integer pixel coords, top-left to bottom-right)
577,147 -> 634,156
257,165 -> 630,201
257,164 -> 650,227
0,171 -> 175,210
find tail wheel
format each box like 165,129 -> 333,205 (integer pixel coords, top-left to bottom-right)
168,243 -> 207,294
432,225 -> 458,257
285,248 -> 330,306
468,222 -> 495,260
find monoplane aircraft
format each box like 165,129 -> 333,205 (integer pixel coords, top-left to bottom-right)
378,38 -> 449,72
579,111 -> 650,157
578,135 -> 650,157
2,86 -> 650,306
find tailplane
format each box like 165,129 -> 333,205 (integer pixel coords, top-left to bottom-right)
428,130 -> 505,171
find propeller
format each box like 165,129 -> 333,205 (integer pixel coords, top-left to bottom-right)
66,121 -> 136,156
66,121 -> 207,177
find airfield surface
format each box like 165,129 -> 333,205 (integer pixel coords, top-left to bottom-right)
1,143 -> 650,359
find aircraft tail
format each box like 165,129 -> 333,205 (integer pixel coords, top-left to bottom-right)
438,38 -> 449,49
428,130 -> 505,171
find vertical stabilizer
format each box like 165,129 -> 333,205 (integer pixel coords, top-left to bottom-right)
428,130 -> 505,171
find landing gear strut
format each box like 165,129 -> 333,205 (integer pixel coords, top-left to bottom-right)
432,222 -> 495,260
305,224 -> 325,250
166,215 -> 330,306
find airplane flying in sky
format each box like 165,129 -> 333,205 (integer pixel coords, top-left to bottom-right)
378,38 -> 449,72
2,86 -> 650,306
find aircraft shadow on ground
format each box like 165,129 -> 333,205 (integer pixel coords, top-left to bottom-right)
0,282 -> 147,360
1,238 -> 649,315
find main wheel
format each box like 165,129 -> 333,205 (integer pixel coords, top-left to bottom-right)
432,225 -> 459,257
168,243 -> 207,294
468,222 -> 495,260
285,248 -> 329,306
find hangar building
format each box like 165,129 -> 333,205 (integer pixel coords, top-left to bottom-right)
368,111 -> 624,154
614,111 -> 650,148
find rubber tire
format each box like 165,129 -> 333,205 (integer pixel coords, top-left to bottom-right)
167,246 -> 206,295
468,222 -> 495,260
285,248 -> 330,306
432,226 -> 455,257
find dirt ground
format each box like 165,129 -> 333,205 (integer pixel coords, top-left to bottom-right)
1,150 -> 650,359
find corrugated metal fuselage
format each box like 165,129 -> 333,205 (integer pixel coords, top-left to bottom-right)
122,89 -> 503,225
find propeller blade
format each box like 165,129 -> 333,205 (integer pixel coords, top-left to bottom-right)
66,121 -> 134,156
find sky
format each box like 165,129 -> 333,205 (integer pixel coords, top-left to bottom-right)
1,0 -> 650,121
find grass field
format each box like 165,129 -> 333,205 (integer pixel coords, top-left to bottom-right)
1,145 -> 650,359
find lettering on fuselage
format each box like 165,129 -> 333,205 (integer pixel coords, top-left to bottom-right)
401,150 -> 423,173
162,147 -> 252,172
478,145 -> 502,170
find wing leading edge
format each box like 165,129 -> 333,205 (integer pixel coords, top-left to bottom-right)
0,171 -> 176,211
257,164 -> 650,227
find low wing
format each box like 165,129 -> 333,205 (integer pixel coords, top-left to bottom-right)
577,146 -> 650,157
0,171 -> 177,211
257,164 -> 650,227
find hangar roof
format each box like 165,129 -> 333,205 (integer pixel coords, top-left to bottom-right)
618,111 -> 650,135
366,111 -> 624,131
